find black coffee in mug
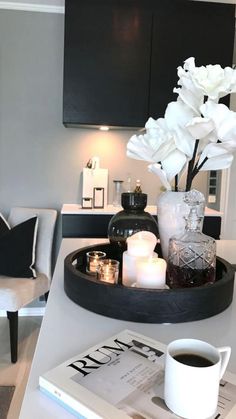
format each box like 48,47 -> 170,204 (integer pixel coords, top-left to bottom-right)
173,353 -> 214,367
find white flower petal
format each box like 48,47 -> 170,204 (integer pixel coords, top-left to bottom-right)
127,134 -> 155,162
173,86 -> 203,114
164,100 -> 196,156
198,143 -> 234,170
197,132 -> 218,153
148,163 -> 172,190
177,57 -> 236,102
127,123 -> 177,163
201,101 -> 230,127
199,154 -> 233,171
165,100 -> 195,129
186,117 -> 214,139
145,117 -> 158,129
192,64 -> 225,100
145,117 -> 164,137
220,140 -> 236,152
173,125 -> 195,157
151,139 -> 176,162
162,150 -> 187,181
201,101 -> 236,146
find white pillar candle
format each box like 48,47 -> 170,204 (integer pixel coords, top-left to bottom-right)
127,231 -> 157,257
122,231 -> 158,287
136,257 -> 167,289
122,251 -> 158,287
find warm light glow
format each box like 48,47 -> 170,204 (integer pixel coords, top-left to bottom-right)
136,256 -> 167,289
127,231 -> 157,257
99,126 -> 110,131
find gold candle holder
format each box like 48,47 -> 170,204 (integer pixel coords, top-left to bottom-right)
86,251 -> 106,274
97,259 -> 120,284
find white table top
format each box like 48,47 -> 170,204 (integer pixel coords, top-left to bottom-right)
19,238 -> 236,419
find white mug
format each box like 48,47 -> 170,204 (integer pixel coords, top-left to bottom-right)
164,338 -> 231,419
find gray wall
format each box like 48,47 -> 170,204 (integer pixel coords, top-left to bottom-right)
0,9 -> 207,257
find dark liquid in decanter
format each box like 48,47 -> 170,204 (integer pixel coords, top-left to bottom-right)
167,262 -> 216,288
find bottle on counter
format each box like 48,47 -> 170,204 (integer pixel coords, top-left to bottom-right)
134,179 -> 142,193
125,173 -> 132,193
112,180 -> 124,207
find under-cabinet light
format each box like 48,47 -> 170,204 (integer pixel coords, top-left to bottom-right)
99,126 -> 110,131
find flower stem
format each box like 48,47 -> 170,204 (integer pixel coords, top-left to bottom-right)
174,175 -> 178,191
185,139 -> 199,191
192,156 -> 208,177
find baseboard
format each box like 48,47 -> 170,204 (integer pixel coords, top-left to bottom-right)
0,307 -> 45,317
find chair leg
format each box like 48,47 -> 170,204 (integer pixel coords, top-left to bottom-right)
7,311 -> 18,363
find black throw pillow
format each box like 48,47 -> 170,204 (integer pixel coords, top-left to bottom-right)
0,216 -> 38,278
0,213 -> 10,237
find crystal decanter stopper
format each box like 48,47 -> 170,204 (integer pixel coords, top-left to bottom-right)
167,190 -> 216,288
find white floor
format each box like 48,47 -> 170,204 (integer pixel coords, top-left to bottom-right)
0,316 -> 42,418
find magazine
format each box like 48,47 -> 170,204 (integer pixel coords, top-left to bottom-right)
39,330 -> 236,419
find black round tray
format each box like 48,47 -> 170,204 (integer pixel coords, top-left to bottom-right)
64,243 -> 235,323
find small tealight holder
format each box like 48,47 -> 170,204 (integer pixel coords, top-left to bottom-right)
97,259 -> 120,284
86,251 -> 106,274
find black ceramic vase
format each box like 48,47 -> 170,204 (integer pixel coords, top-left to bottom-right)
108,193 -> 159,255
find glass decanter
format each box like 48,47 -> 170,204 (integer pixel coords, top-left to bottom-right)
167,190 -> 216,288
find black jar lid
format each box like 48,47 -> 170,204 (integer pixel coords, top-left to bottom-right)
121,192 -> 147,210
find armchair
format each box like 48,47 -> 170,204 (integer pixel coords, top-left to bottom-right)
0,207 -> 57,362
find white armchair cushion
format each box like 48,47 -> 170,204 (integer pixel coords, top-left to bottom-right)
0,273 -> 50,311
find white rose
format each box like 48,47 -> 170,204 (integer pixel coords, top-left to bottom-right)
177,57 -> 236,101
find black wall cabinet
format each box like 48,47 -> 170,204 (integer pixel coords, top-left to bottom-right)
63,0 -> 235,128
62,213 -> 221,240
